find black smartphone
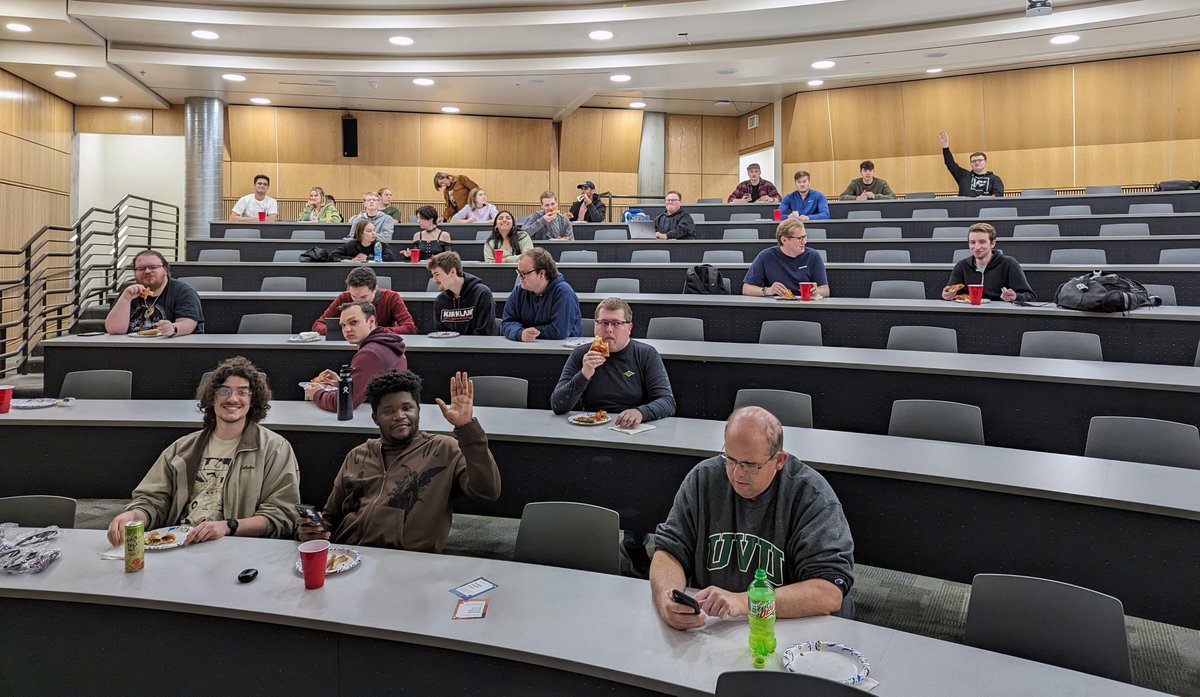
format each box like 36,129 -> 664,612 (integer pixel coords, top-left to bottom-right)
294,503 -> 325,529
671,588 -> 701,615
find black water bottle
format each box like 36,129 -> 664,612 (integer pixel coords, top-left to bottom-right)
337,364 -> 354,421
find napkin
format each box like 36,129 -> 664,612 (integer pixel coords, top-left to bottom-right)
608,423 -> 657,436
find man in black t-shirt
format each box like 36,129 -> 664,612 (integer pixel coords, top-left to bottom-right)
104,250 -> 205,336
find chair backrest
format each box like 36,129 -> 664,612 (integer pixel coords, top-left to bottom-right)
1083,185 -> 1122,195
951,249 -> 972,263
888,399 -> 984,444
887,325 -> 958,353
861,226 -> 901,239
715,670 -> 866,697
1049,204 -> 1092,216
978,206 -> 1018,218
1048,248 -> 1107,265
733,389 -> 813,428
470,376 -> 529,408
931,226 -> 969,239
59,369 -> 132,399
237,313 -> 293,334
594,228 -> 629,241
1019,330 -> 1103,361
904,191 -> 935,199
696,197 -> 722,204
758,320 -> 822,346
846,210 -> 882,219
291,229 -> 326,240
581,318 -> 594,336
1128,203 -> 1173,215
964,573 -> 1132,683
722,228 -> 759,240
475,229 -> 491,241
195,370 -> 213,400
630,249 -> 671,263
1142,283 -> 1176,305
728,212 -> 761,221
0,495 -> 77,528
560,250 -> 598,263
594,277 -> 640,294
1158,248 -> 1200,264
690,213 -> 705,222
1012,223 -> 1060,238
272,249 -> 304,262
513,502 -> 619,574
260,276 -> 306,292
1084,416 -> 1200,469
426,278 -> 439,292
224,228 -> 260,239
869,279 -> 926,299
1098,223 -> 1150,237
197,249 -> 241,262
376,275 -> 392,290
911,208 -> 948,219
177,276 -> 223,292
1021,188 -> 1056,197
863,249 -> 911,263
702,250 -> 744,264
803,227 -> 827,240
646,316 -> 704,341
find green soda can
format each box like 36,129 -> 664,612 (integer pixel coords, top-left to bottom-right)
124,520 -> 145,573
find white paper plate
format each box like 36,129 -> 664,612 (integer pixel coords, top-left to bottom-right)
287,335 -> 321,343
953,298 -> 991,304
782,641 -> 871,685
428,331 -> 460,338
144,525 -> 190,551
562,338 -> 591,348
294,546 -> 362,575
11,398 -> 59,409
568,412 -> 612,426
298,381 -> 338,392
127,331 -> 167,339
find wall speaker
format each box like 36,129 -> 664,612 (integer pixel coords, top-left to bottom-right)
342,115 -> 358,158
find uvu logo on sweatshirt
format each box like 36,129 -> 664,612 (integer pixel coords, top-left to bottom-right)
440,308 -> 474,321
706,532 -> 784,585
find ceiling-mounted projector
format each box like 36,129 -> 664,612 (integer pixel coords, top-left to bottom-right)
1027,0 -> 1052,17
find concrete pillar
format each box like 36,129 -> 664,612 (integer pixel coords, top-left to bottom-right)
184,97 -> 224,238
637,112 -> 665,204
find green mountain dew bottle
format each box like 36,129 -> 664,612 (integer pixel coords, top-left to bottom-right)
747,568 -> 777,668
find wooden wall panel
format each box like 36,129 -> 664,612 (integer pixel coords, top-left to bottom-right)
900,74 -> 985,154
487,118 -> 551,171
485,169 -> 548,203
228,162 -> 280,201
0,70 -> 72,251
75,107 -> 152,135
228,106 -> 278,163
1075,55 -> 1173,146
558,109 -> 605,172
781,162 -> 835,196
665,114 -> 702,173
356,111 -> 421,166
598,110 -> 643,173
982,66 -> 1072,150
277,163 -> 349,200
700,116 -> 737,175
829,84 -> 905,160
0,70 -> 19,137
701,174 -> 740,201
276,108 -> 344,165
1173,140 -> 1200,178
664,174 -> 701,202
152,106 -> 184,136
1076,142 -> 1170,189
986,147 -> 1073,191
420,114 -> 488,170
781,93 -> 831,163
737,104 -> 774,152
1171,52 -> 1200,140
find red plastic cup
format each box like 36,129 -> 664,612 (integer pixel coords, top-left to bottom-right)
773,209 -> 782,221
493,249 -> 504,264
799,282 -> 815,301
0,385 -> 13,414
968,284 -> 984,305
257,211 -> 266,222
298,539 -> 330,589
409,248 -> 421,263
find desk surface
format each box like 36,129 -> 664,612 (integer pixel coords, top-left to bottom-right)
0,529 -> 1167,696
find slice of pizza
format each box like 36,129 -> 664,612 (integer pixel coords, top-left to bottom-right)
589,336 -> 610,357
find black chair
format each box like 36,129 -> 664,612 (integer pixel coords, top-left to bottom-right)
1049,248 -> 1106,265
1083,185 -> 1122,195
60,370 -> 132,399
1159,248 -> 1200,264
1049,204 -> 1091,216
1021,188 -> 1056,197
911,208 -> 948,219
758,320 -> 821,346
978,206 -> 1018,218
1098,223 -> 1149,237
197,249 -> 240,262
1084,416 -> 1200,469
1128,203 -> 1173,215
1142,283 -> 1176,305
869,280 -> 925,299
512,502 -> 619,574
862,226 -> 901,239
733,389 -> 813,428
0,495 -> 77,528
1020,330 -> 1103,361
715,670 -> 866,697
887,325 -> 958,353
931,226 -> 969,239
888,399 -> 984,445
177,276 -> 223,291
1012,223 -> 1060,238
863,249 -> 910,263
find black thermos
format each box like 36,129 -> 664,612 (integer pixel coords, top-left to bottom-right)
337,364 -> 354,421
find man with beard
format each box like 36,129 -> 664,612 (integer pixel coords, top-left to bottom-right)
104,250 -> 204,336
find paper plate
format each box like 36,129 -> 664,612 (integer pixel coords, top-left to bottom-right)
127,331 -> 167,339
294,547 -> 362,575
298,381 -> 338,392
782,641 -> 871,685
562,338 -> 591,348
287,335 -> 321,343
428,331 -> 461,338
774,295 -> 801,302
568,412 -> 612,426
11,398 -> 59,409
953,298 -> 992,304
144,525 -> 190,551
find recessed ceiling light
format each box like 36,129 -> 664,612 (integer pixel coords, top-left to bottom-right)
589,30 -> 613,41
1050,34 -> 1080,45
811,60 -> 836,69
926,68 -> 943,74
191,30 -> 219,40
6,23 -> 32,33
441,106 -> 460,113
388,35 -> 414,46
250,97 -> 271,105
54,70 -> 76,79
100,96 -> 120,103
222,73 -> 246,82
714,100 -> 732,107
926,51 -> 948,58
413,78 -> 435,86
629,101 -> 646,109
609,74 -> 632,83
807,79 -> 824,87
529,78 -> 545,84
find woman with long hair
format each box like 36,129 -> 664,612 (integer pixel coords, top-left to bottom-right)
482,210 -> 532,263
331,219 -> 394,261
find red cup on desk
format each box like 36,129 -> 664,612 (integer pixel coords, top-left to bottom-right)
968,284 -> 984,305
799,282 -> 816,301
0,385 -> 13,414
257,211 -> 266,222
773,209 -> 782,222
493,249 -> 504,264
409,248 -> 421,263
298,539 -> 330,589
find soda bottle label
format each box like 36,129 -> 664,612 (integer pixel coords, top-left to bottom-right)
749,598 -> 775,619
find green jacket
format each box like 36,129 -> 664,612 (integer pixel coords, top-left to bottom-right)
299,203 -> 343,223
838,177 -> 895,200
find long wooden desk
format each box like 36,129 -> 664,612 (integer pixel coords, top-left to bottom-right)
0,529 -> 1169,695
39,334 -> 1200,455
3,404 -> 1197,630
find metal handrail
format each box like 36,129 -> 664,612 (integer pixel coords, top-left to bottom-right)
1,194 -> 180,377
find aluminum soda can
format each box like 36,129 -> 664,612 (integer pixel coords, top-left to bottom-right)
124,520 -> 145,573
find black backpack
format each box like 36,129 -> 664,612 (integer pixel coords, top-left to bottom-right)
683,264 -> 729,294
1153,179 -> 1199,191
1054,271 -> 1159,313
299,246 -> 333,263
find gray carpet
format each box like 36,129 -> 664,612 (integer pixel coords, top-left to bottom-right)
75,500 -> 1199,695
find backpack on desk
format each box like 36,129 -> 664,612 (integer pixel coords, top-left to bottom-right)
683,264 -> 730,294
1054,271 -> 1159,312
299,246 -> 333,263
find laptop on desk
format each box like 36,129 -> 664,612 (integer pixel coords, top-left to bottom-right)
325,317 -> 345,341
627,221 -> 658,239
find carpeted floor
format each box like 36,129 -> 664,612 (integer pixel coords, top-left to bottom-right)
76,500 -> 1199,695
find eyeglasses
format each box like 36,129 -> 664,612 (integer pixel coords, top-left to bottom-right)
516,268 -> 538,279
718,450 -> 777,473
595,319 -> 631,328
214,386 -> 252,398
970,158 -> 986,164
135,264 -> 164,272
786,235 -> 807,241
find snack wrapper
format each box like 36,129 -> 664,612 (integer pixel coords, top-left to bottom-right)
0,524 -> 63,574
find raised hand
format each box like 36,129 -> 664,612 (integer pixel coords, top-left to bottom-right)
937,130 -> 950,148
436,371 -> 475,427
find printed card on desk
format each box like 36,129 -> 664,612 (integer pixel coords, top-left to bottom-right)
609,423 -> 657,436
451,576 -> 498,599
452,598 -> 489,620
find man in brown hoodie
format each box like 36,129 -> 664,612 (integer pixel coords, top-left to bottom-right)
299,370 -> 501,552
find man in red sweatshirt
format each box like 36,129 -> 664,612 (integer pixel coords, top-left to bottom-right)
304,301 -> 408,412
311,266 -> 417,335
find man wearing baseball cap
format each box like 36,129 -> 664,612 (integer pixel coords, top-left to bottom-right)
568,180 -> 607,223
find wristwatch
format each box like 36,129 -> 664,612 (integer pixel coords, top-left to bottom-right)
226,518 -> 239,537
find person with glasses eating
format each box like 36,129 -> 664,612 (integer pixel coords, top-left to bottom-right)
650,406 -> 855,630
742,219 -> 831,298
104,249 -> 204,337
500,247 -> 582,341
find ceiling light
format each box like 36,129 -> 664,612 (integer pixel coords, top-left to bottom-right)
55,70 -> 76,79
714,100 -> 731,107
222,73 -> 246,82
589,30 -> 613,41
629,101 -> 646,109
926,68 -> 943,74
413,78 -> 435,86
609,74 -> 632,83
716,68 -> 737,75
926,51 -> 948,58
807,80 -> 824,87
441,106 -> 460,113
250,97 -> 271,105
388,35 -> 414,46
1050,34 -> 1079,45
811,60 -> 836,69
100,96 -> 120,103
6,23 -> 32,33
191,30 -> 219,40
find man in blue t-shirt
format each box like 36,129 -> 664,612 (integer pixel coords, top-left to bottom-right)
741,219 -> 831,298
777,170 -> 829,221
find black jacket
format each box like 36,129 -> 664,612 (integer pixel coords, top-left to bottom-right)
331,239 -> 394,262
942,148 -> 1004,197
946,250 -> 1035,302
569,195 -> 606,223
433,273 -> 497,335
